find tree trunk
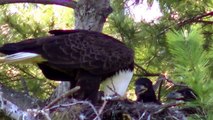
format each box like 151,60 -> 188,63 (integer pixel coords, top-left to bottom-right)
75,0 -> 112,31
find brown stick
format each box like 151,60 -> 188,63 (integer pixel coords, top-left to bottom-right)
134,63 -> 161,76
178,11 -> 213,27
44,86 -> 80,109
0,0 -> 77,8
153,101 -> 184,114
98,100 -> 108,116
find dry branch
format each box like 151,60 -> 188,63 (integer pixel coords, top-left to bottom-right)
0,92 -> 35,120
44,86 -> 80,109
48,100 -> 101,120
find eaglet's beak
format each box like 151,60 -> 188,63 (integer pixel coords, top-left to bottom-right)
135,85 -> 148,96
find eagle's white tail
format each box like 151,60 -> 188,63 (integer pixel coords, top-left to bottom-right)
0,52 -> 45,63
102,70 -> 133,97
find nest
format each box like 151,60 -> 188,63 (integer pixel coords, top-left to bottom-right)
38,99 -> 191,120
35,86 -> 205,120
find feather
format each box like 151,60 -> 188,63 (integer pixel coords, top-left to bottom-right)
0,52 -> 46,64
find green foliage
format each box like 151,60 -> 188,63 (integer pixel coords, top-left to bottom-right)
166,28 -> 207,91
166,28 -> 213,119
108,0 -> 213,118
108,0 -> 212,76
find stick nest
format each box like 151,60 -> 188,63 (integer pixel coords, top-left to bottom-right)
40,99 -> 191,120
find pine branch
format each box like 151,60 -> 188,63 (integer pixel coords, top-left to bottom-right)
157,11 -> 213,37
178,11 -> 213,27
195,20 -> 213,24
0,0 -> 77,8
134,63 -> 161,76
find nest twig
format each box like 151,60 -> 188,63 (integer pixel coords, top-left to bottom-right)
44,86 -> 81,109
42,98 -> 191,120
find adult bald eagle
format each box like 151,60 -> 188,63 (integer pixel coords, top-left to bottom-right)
0,30 -> 134,103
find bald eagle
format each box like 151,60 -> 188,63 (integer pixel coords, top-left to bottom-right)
135,78 -> 159,103
166,88 -> 204,116
0,30 -> 134,103
167,87 -> 198,101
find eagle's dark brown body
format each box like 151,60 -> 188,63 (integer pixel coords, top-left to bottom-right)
0,30 -> 134,103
